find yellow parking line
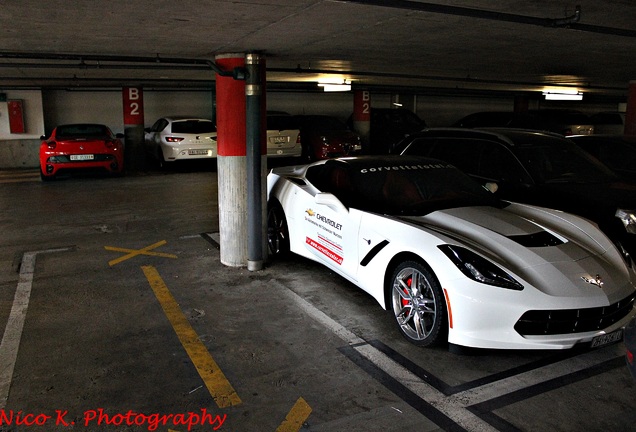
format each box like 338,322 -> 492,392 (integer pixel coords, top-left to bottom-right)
275,397 -> 312,432
142,265 -> 242,408
105,240 -> 177,266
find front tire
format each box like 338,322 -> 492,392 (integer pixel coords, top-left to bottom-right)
389,260 -> 447,347
267,202 -> 290,257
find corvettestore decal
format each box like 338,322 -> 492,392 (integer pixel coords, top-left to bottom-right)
359,163 -> 453,173
305,208 -> 344,265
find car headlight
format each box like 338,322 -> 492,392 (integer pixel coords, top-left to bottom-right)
616,209 -> 636,234
438,245 -> 524,290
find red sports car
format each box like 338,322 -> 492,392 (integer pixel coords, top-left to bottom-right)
39,123 -> 125,181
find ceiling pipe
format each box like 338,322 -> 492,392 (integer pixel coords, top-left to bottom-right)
344,1 -> 636,37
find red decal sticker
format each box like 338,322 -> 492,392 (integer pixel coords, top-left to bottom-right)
306,237 -> 343,265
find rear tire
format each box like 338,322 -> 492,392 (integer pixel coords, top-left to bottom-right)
389,260 -> 447,347
40,169 -> 55,182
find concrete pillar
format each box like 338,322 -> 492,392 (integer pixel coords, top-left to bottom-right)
216,54 -> 248,267
625,81 -> 636,135
122,87 -> 145,172
352,90 -> 371,153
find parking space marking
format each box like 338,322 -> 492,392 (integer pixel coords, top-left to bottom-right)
0,247 -> 73,408
275,397 -> 312,432
142,265 -> 242,408
276,279 -> 629,432
275,280 -> 490,432
105,240 -> 177,266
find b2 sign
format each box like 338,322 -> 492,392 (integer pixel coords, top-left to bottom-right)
122,87 -> 144,125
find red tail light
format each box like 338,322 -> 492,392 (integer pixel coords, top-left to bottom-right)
628,348 -> 634,365
105,139 -> 116,148
166,137 -> 184,143
296,133 -> 301,144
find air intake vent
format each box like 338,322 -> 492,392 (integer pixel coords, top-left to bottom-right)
508,231 -> 563,247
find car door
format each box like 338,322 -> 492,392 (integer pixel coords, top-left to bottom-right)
301,192 -> 362,282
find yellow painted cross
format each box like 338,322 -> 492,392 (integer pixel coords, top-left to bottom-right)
105,240 -> 177,266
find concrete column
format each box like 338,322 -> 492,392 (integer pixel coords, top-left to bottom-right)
122,87 -> 145,172
625,81 -> 636,135
215,54 -> 248,267
352,90 -> 371,153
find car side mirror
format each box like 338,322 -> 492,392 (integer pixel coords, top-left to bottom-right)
40,135 -> 47,140
115,133 -> 124,139
315,192 -> 348,213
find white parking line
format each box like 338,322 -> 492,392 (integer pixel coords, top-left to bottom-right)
275,280 -> 498,432
276,279 -> 626,432
447,344 -> 623,407
0,247 -> 73,408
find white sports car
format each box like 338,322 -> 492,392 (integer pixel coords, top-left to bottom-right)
266,155 -> 636,350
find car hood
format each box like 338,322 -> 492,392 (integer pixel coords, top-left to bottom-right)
400,206 -> 633,300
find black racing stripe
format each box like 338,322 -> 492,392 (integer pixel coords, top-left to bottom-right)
338,345 -> 468,432
360,240 -> 389,266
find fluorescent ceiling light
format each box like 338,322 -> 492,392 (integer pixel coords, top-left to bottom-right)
542,88 -> 583,100
319,84 -> 351,92
317,78 -> 351,92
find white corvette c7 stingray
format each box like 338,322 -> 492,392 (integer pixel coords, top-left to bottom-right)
266,155 -> 636,350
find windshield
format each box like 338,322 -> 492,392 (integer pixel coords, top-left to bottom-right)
308,159 -> 503,216
56,124 -> 111,139
513,137 -> 617,184
171,120 -> 216,134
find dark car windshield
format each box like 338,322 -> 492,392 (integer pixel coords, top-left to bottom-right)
56,124 -> 111,139
302,116 -> 348,131
307,159 -> 503,215
511,136 -> 617,184
268,115 -> 299,131
171,120 -> 216,134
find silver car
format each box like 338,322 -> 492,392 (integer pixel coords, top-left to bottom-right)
267,111 -> 302,158
144,117 -> 217,167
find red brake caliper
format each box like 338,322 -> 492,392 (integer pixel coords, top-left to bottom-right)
401,277 -> 412,307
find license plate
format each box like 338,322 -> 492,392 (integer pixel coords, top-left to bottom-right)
271,136 -> 287,144
70,154 -> 94,161
591,328 -> 623,348
189,149 -> 209,155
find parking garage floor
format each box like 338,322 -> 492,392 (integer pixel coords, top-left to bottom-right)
0,166 -> 634,432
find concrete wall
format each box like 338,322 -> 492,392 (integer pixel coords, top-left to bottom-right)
0,90 -> 45,168
0,87 -> 623,169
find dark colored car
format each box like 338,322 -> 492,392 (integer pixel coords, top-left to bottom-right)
568,134 -> 636,180
626,317 -> 636,379
294,114 -> 361,161
350,108 -> 426,155
452,109 -> 594,136
39,123 -> 124,181
529,109 -> 594,136
590,111 -> 626,135
394,127 -> 636,257
452,111 -> 548,130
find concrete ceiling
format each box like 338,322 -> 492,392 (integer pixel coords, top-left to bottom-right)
2,0 -> 636,101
